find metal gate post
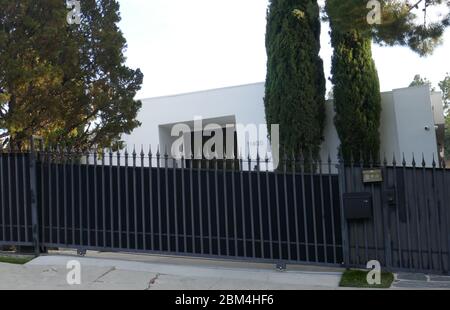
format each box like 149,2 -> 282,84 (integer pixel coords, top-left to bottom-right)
29,137 -> 40,256
381,164 -> 393,270
337,158 -> 350,267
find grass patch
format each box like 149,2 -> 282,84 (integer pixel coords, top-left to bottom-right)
0,255 -> 34,265
339,269 -> 394,289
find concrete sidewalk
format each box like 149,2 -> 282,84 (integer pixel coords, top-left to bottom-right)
0,251 -> 343,290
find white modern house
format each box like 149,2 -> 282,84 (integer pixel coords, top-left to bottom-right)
121,83 -> 444,169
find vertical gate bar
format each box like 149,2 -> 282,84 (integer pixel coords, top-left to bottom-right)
318,158 -> 328,263
392,156 -> 403,269
133,148 -> 138,250
231,156 -> 238,257
239,155 -> 247,257
265,155 -> 274,260
148,147 -> 154,250
48,148 -> 53,244
401,155 -> 413,269
40,148 -> 46,244
173,156 -> 179,253
442,161 -> 450,275
124,149 -> 130,249
360,155 -> 369,264
223,156 -> 230,257
327,155 -> 337,263
0,149 -> 5,241
62,148 -> 68,246
205,158 -> 213,255
69,148 -> 76,245
198,157 -> 204,254
6,145 -> 12,242
377,155 -> 386,266
256,152 -> 265,259
273,155 -> 282,260
164,150 -> 171,252
86,150 -> 91,247
431,156 -> 443,273
93,148 -> 99,247
369,158 -> 379,261
109,149 -> 114,248
421,155 -> 432,270
412,155 -> 423,270
101,149 -> 106,248
292,154 -> 300,262
189,154 -> 195,253
181,155 -> 188,253
14,146 -> 21,243
148,145 -> 155,251
141,147 -> 147,250
70,149 -> 75,246
337,156 -> 350,267
117,150 -> 122,249
21,150 -> 29,242
349,154 -> 359,265
300,152 -> 309,261
55,147 -> 60,245
309,152 -> 318,262
29,138 -> 40,256
247,154 -> 256,258
381,156 -> 393,269
282,155 -> 291,260
7,148 -> 12,242
78,149 -> 83,247
5,147 -> 11,241
215,158 -> 221,255
156,148 -> 162,251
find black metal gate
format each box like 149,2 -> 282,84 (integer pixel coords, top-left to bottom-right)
341,157 -> 450,274
1,147 -> 343,267
3,146 -> 450,274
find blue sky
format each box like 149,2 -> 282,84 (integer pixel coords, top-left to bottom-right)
117,0 -> 450,99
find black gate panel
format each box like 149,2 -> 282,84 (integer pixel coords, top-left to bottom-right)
0,152 -> 33,247
35,153 -> 342,266
343,162 -> 450,274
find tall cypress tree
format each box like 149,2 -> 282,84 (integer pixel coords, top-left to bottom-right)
326,1 -> 381,162
326,0 -> 449,161
264,0 -> 325,160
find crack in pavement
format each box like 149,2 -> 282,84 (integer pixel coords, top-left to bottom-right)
93,267 -> 116,283
42,267 -> 58,273
145,273 -> 160,290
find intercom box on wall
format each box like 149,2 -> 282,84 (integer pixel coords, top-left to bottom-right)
343,192 -> 373,220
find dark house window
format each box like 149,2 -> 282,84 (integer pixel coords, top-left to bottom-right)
186,127 -> 239,170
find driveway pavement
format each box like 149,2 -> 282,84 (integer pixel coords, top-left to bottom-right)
2,251 -> 449,290
391,272 -> 450,289
0,251 -> 343,290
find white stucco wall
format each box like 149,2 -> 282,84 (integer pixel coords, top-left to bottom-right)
431,91 -> 445,125
122,82 -> 269,165
319,99 -> 340,165
392,86 -> 439,165
122,83 -> 443,169
379,91 -> 400,163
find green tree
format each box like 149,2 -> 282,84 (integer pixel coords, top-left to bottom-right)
325,0 -> 449,162
439,73 -> 450,111
0,0 -> 143,149
325,0 -> 450,56
326,1 -> 381,161
265,0 -> 326,160
329,27 -> 381,161
409,74 -> 433,88
439,73 -> 450,159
